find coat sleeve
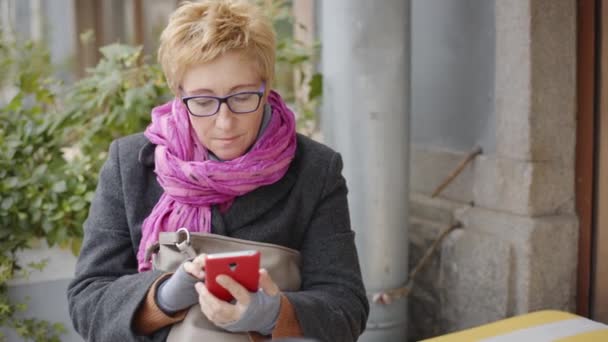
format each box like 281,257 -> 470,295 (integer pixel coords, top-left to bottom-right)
66,140 -> 170,342
284,153 -> 370,342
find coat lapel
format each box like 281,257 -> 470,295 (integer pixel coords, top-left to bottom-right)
222,163 -> 297,233
139,141 -> 164,213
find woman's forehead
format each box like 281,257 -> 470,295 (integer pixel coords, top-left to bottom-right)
181,51 -> 262,95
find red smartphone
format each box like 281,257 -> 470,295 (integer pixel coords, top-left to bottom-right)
204,250 -> 260,302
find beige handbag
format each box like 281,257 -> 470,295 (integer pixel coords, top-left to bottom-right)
147,228 -> 301,342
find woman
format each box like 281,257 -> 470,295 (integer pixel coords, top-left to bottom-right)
67,1 -> 368,341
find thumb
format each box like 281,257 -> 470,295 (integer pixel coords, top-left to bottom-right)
259,269 -> 280,296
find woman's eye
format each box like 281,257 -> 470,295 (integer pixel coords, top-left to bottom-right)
233,94 -> 254,102
192,98 -> 216,107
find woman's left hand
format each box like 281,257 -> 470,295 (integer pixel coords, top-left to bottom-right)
194,269 -> 279,325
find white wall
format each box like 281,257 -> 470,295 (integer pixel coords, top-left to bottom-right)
411,0 -> 495,153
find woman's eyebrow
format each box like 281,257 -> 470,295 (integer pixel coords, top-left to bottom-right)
185,83 -> 260,96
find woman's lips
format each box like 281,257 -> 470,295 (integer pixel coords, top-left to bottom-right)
216,136 -> 239,141
214,135 -> 240,146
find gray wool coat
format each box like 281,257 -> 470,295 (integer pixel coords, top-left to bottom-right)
66,132 -> 369,342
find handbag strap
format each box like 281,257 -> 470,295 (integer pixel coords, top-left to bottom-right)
144,242 -> 159,264
174,227 -> 198,259
145,227 -> 198,264
159,230 -> 300,258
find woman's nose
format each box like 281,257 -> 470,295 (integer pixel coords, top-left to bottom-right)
215,103 -> 236,131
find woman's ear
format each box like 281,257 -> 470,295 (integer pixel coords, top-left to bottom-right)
261,86 -> 270,105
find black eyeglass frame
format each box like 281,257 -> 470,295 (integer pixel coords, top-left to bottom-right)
181,82 -> 266,117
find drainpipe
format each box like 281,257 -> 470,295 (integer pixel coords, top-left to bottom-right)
321,1 -> 410,341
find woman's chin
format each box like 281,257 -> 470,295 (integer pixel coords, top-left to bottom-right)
211,147 -> 245,161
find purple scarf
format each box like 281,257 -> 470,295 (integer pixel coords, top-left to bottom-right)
138,91 -> 296,272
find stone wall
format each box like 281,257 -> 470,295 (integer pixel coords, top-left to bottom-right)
408,2 -> 577,339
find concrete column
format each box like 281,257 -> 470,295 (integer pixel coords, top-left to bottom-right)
321,1 -> 410,341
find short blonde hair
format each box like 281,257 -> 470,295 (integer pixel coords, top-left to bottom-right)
158,0 -> 276,94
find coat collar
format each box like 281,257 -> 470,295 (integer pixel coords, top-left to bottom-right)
138,140 -> 156,167
137,139 -> 298,234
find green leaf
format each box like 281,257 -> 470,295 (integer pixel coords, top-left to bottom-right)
27,259 -> 48,272
19,71 -> 39,93
51,181 -> 67,193
32,164 -> 47,178
35,87 -> 55,105
5,92 -> 24,112
52,322 -> 66,334
15,323 -> 30,336
17,211 -> 27,221
288,54 -> 309,65
41,220 -> 53,233
1,198 -> 14,211
49,211 -> 64,221
74,183 -> 87,195
14,302 -> 28,312
71,238 -> 82,256
79,29 -> 95,45
99,43 -> 142,63
59,239 -> 70,250
71,200 -> 86,212
84,191 -> 95,203
308,73 -> 323,101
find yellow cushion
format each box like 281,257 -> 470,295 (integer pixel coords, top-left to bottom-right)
421,310 -> 608,342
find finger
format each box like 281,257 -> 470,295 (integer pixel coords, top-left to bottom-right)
195,282 -> 204,294
217,275 -> 251,305
199,285 -> 223,313
195,282 -> 238,324
183,261 -> 205,279
196,282 -> 232,310
192,253 -> 207,268
259,269 -> 280,296
196,282 -> 222,316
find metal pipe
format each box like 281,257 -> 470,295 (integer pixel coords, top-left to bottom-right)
320,1 -> 410,340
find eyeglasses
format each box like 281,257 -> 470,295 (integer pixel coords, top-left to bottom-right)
181,83 -> 266,117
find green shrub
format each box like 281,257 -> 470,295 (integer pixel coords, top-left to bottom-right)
0,39 -> 170,341
0,36 -> 74,342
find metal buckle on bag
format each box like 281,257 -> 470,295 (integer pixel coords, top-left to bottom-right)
175,227 -> 197,258
175,227 -> 191,250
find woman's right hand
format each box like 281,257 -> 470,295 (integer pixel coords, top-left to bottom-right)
183,253 -> 207,280
155,254 -> 206,314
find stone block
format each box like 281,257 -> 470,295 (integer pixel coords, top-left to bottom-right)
408,283 -> 441,342
439,228 -> 511,332
410,145 -> 474,203
495,0 -> 576,164
495,0 -> 532,162
409,217 -> 445,292
455,207 -> 578,314
528,0 -> 576,165
473,155 -> 575,216
408,199 -> 467,341
527,216 -> 579,312
409,195 -> 472,292
410,193 -> 467,225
